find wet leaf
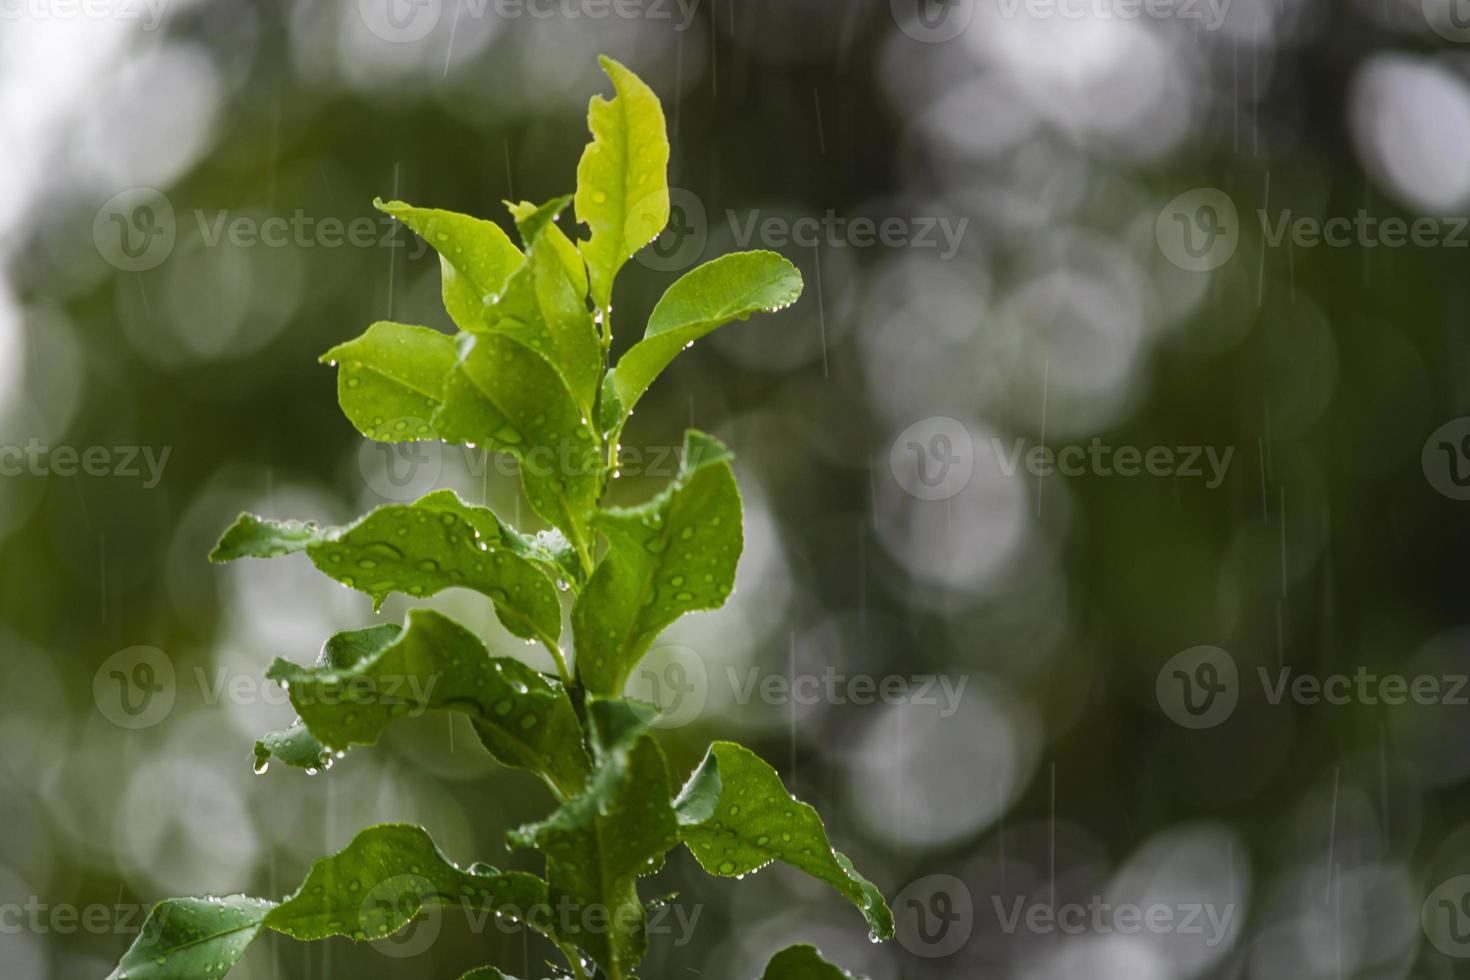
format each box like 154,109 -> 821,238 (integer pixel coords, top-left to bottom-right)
265,824 -> 548,942
264,610 -> 589,797
573,430 -> 742,695
575,56 -> 670,314
758,944 -> 860,979
477,197 -> 602,419
253,624 -> 404,774
376,199 -> 525,332
106,896 -> 272,980
210,489 -> 562,643
605,251 -> 803,434
321,321 -> 457,442
508,705 -> 678,979
434,332 -> 601,568
675,742 -> 894,940
108,826 -> 548,979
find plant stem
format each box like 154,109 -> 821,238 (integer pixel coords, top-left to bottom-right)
540,634 -> 574,688
557,939 -> 592,980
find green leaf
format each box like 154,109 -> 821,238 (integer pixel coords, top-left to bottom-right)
266,609 -> 590,798
321,322 -> 458,442
458,970 -> 519,980
434,332 -> 601,566
253,722 -> 330,773
254,624 -> 405,775
508,198 -> 589,300
211,489 -> 562,643
501,525 -> 583,594
508,721 -> 678,979
606,251 -> 803,433
476,198 -> 602,419
108,825 -> 549,980
265,824 -> 548,942
322,621 -> 408,665
759,944 -> 860,979
575,56 -> 670,313
675,742 -> 894,941
572,430 -> 742,696
106,896 -> 273,980
508,195 -> 572,249
376,198 -> 525,332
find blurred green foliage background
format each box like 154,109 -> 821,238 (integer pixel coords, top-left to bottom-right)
5,0 -> 1470,977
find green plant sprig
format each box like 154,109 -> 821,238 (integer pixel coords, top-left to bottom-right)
107,56 -> 891,980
